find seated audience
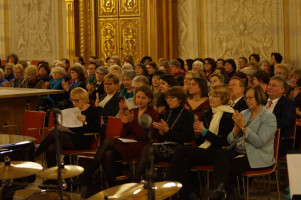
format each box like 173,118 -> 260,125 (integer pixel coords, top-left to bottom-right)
5,64 -> 27,88
186,77 -> 210,121
108,56 -> 121,67
156,74 -> 177,116
6,53 -> 19,64
0,69 -> 8,87
261,60 -> 274,77
158,60 -> 172,74
146,62 -> 157,83
38,62 -> 52,82
228,77 -> 248,112
80,85 -> 159,195
152,70 -> 165,100
166,84 -> 234,199
209,73 -> 225,86
237,57 -> 248,71
74,56 -> 85,66
249,53 -> 260,64
170,59 -> 184,76
224,59 -> 237,79
108,65 -> 123,79
95,73 -> 123,127
35,87 -> 101,167
270,52 -> 283,77
140,56 -> 152,65
135,63 -> 148,77
122,63 -> 134,71
4,63 -> 15,81
183,70 -> 200,93
203,58 -> 216,80
274,64 -> 292,95
86,62 -> 97,85
62,64 -> 86,92
266,76 -> 296,157
210,85 -> 276,199
122,55 -> 135,67
216,58 -> 225,68
252,70 -> 270,93
25,65 -> 44,88
192,60 -> 204,77
87,66 -> 108,102
184,58 -> 194,71
214,67 -> 229,83
288,69 -> 301,100
120,70 -> 136,99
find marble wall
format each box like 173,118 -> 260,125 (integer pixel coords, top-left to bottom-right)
178,0 -> 301,69
0,0 -> 66,63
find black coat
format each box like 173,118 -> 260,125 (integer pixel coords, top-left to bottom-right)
233,97 -> 248,112
273,96 -> 296,138
195,109 -> 234,149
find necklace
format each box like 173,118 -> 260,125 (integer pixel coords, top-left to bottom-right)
166,107 -> 185,130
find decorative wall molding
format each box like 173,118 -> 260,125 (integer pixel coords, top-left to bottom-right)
177,0 -> 200,59
203,0 -> 284,61
9,0 -> 60,62
289,0 -> 301,69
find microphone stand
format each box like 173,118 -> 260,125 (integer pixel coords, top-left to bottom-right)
144,127 -> 155,200
52,111 -> 64,200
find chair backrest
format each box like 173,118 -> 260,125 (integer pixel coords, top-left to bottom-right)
22,110 -> 46,144
105,117 -> 123,139
274,129 -> 280,161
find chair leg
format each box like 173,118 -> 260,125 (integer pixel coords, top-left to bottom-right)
275,170 -> 281,200
236,176 -> 240,197
268,174 -> 271,199
206,171 -> 210,191
197,171 -> 203,199
246,177 -> 249,200
242,177 -> 246,200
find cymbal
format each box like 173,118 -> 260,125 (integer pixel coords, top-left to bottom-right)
40,165 -> 84,180
0,161 -> 43,180
88,181 -> 182,200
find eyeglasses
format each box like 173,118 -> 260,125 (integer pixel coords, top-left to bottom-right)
165,96 -> 176,101
244,96 -> 255,101
70,98 -> 80,103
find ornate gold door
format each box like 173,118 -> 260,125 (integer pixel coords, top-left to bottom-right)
97,0 -> 147,64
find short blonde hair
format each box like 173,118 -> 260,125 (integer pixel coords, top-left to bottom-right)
209,73 -> 225,84
25,65 -> 38,76
185,70 -> 201,78
110,65 -> 122,74
291,69 -> 301,79
70,87 -> 89,103
13,64 -> 24,73
209,84 -> 230,105
275,64 -> 291,77
104,73 -> 120,85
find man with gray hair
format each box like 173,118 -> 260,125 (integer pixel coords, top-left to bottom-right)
266,76 -> 295,157
192,60 -> 204,76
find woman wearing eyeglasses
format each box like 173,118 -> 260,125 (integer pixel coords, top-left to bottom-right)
95,73 -> 123,127
87,66 -> 108,103
35,87 -> 101,167
166,84 -> 234,199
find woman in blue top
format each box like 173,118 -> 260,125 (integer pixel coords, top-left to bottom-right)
0,69 -> 8,87
210,85 -> 277,198
119,70 -> 136,99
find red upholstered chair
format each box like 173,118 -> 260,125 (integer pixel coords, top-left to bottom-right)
22,110 -> 46,146
241,129 -> 281,200
105,116 -> 123,139
1,60 -> 7,66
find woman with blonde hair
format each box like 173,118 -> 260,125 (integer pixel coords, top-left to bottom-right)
0,69 -> 8,87
35,87 -> 101,167
167,84 -> 234,199
25,65 -> 44,88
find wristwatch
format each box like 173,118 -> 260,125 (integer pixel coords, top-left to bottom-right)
241,125 -> 247,131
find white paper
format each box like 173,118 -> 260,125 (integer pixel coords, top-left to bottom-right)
117,138 -> 138,143
58,107 -> 83,128
152,141 -> 177,145
287,153 -> 301,198
124,97 -> 133,110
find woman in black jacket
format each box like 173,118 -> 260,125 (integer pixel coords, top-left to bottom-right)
166,84 -> 234,199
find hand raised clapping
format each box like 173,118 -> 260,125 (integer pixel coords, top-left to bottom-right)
152,119 -> 169,134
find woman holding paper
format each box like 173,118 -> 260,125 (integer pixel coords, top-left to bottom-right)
35,87 -> 101,167
80,85 -> 159,194
166,84 -> 234,199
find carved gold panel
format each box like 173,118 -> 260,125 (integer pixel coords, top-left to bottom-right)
98,0 -> 118,17
119,0 -> 140,16
98,19 -> 119,59
120,18 -> 140,61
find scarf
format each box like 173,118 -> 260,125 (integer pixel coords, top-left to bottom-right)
198,105 -> 234,149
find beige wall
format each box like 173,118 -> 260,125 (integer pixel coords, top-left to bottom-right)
0,0 -> 66,63
178,0 -> 301,69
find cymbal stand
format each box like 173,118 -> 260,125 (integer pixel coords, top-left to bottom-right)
144,129 -> 155,200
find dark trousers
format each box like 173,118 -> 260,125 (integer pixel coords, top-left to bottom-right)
212,148 -> 251,190
84,138 -> 121,187
35,131 -> 77,167
166,146 -> 217,199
